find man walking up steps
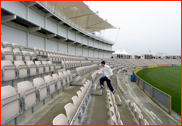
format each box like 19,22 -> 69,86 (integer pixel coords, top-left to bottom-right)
96,61 -> 115,93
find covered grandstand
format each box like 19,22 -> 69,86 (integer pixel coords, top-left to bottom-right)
1,1 -> 181,126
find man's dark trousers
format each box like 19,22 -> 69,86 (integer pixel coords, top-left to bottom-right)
100,76 -> 114,92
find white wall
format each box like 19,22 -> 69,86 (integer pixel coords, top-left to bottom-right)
83,36 -> 88,45
46,39 -> 57,51
58,25 -> 67,38
29,8 -> 44,28
29,34 -> 44,49
2,1 -> 27,19
104,52 -> 108,58
94,50 -> 99,57
59,43 -> 67,53
68,30 -> 75,41
89,49 -> 94,57
76,34 -> 82,43
47,19 -> 57,33
99,51 -> 103,58
1,24 -> 27,46
99,42 -> 103,49
68,45 -> 75,54
76,47 -> 82,56
89,39 -> 94,47
83,48 -> 88,56
108,52 -> 111,58
94,41 -> 98,48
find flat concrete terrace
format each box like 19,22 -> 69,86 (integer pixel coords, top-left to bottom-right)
18,69 -> 97,125
119,72 -> 181,125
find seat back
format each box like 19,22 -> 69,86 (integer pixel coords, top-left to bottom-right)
112,115 -> 118,125
22,51 -> 31,61
58,72 -> 66,86
44,75 -> 56,94
17,81 -> 37,110
26,61 -> 37,76
14,61 -> 28,78
52,114 -> 69,125
1,86 -> 20,124
52,74 -> 62,89
35,61 -> 44,74
1,48 -> 14,62
42,61 -> 49,73
64,103 -> 76,124
71,96 -> 80,110
13,50 -> 23,61
1,60 -> 16,81
76,91 -> 83,102
33,77 -> 48,101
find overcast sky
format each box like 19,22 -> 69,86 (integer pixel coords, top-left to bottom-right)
85,1 -> 181,56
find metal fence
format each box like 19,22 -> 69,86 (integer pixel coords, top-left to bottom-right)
135,75 -> 172,114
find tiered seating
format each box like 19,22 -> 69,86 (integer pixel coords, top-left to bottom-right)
128,100 -> 149,125
62,61 -> 81,69
53,80 -> 92,125
1,70 -> 73,125
1,60 -> 55,83
81,61 -> 92,66
76,64 -> 98,76
1,43 -> 37,62
149,59 -> 168,64
91,69 -> 101,83
107,90 -> 123,125
163,59 -> 181,64
116,72 -> 127,98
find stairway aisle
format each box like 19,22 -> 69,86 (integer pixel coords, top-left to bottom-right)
88,86 -> 111,125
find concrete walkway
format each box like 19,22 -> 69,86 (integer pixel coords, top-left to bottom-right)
120,72 -> 181,125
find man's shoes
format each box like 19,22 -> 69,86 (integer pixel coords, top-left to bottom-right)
100,85 -> 104,89
112,91 -> 115,94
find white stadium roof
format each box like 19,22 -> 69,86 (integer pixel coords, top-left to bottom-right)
47,1 -> 116,32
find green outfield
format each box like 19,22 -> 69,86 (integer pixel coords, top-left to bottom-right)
137,66 -> 181,115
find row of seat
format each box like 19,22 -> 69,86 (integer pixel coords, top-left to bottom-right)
1,41 -> 20,51
76,64 -> 98,76
1,70 -> 73,125
107,90 -> 123,125
62,61 -> 81,69
128,100 -> 149,125
81,61 -> 92,66
1,47 -> 37,62
47,54 -> 86,62
91,69 -> 101,83
53,80 -> 92,125
1,60 -> 55,82
116,74 -> 127,99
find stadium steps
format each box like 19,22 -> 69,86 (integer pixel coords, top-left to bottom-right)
81,80 -> 111,125
119,72 -> 179,125
17,69 -> 98,125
